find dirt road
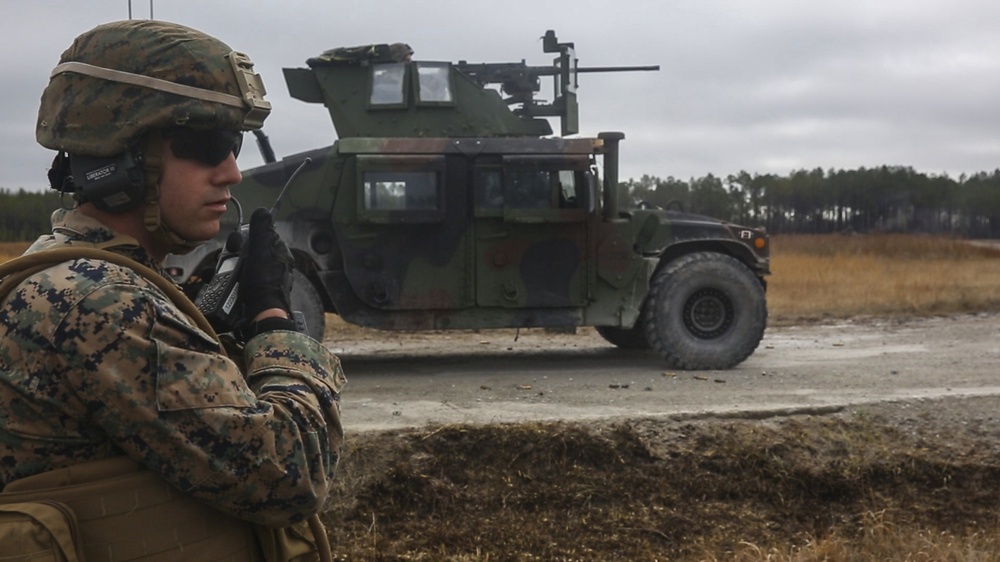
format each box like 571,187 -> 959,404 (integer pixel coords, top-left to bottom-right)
327,312 -> 1000,431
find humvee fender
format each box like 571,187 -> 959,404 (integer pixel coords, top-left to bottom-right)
165,31 -> 770,369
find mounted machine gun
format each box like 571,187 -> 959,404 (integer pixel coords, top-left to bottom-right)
455,30 -> 659,135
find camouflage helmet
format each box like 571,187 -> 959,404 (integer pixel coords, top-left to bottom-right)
36,20 -> 271,157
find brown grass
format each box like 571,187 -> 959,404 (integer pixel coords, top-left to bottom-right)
768,234 -> 1000,324
0,242 -> 31,264
323,411 -> 1000,561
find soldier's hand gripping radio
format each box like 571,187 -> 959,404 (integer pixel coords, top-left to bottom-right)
196,219 -> 249,333
197,158 -> 311,335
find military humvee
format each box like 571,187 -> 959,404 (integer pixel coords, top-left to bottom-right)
165,31 -> 770,370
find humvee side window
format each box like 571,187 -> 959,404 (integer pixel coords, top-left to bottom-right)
507,170 -> 552,209
363,171 -> 438,210
356,155 -> 445,223
504,169 -> 586,210
369,63 -> 407,106
502,169 -> 582,210
497,156 -> 592,222
416,62 -> 453,104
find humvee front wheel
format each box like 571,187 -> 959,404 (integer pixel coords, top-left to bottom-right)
290,270 -> 327,342
644,252 -> 766,370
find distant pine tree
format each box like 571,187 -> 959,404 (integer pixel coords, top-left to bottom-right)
0,188 -> 62,241
622,167 -> 999,238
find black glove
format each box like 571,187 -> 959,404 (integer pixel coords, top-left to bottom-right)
240,207 -> 294,322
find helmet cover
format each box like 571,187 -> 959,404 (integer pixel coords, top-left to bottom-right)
37,20 -> 270,157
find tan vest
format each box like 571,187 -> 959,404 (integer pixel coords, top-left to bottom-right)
0,456 -> 263,561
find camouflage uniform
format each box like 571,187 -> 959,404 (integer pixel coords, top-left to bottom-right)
0,208 -> 346,527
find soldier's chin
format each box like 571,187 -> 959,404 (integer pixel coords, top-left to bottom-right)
172,226 -> 218,248
193,223 -> 223,243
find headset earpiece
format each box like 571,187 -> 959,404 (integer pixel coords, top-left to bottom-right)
69,147 -> 147,213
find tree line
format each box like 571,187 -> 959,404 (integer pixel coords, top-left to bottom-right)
623,166 -> 1000,237
0,188 -> 62,242
3,165 -> 1000,240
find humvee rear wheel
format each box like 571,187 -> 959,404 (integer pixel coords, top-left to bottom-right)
290,270 -> 327,342
644,252 -> 766,370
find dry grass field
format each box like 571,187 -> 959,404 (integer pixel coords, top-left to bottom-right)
323,402 -> 1000,561
767,234 -> 1000,323
0,242 -> 30,264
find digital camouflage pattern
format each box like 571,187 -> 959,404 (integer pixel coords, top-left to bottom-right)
0,208 -> 346,526
37,20 -> 269,158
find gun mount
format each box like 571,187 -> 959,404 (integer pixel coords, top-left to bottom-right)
283,30 -> 658,138
455,30 -> 659,135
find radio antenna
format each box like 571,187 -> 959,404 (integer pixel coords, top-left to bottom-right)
270,157 -> 311,219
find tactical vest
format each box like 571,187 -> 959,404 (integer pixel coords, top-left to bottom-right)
0,245 -> 333,562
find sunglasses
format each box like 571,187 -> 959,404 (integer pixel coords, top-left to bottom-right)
164,128 -> 244,167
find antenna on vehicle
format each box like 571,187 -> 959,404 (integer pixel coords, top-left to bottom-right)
127,0 -> 154,19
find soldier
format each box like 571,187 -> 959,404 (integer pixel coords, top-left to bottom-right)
0,20 -> 345,561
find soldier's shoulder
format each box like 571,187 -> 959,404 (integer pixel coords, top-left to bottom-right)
7,256 -> 158,318
40,256 -> 150,291
2,256 -> 165,341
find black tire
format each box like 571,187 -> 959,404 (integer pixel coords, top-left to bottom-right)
290,270 -> 327,342
644,252 -> 766,370
596,316 -> 650,349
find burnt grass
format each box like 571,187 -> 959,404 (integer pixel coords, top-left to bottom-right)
321,397 -> 1000,561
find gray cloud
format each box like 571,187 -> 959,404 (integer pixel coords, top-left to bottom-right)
1,0 -> 998,191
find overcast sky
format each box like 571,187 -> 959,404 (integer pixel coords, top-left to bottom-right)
2,0 -> 999,192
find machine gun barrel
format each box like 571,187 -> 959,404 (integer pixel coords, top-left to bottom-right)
486,64 -> 661,77
452,36 -> 660,136
577,65 -> 660,73
454,63 -> 660,84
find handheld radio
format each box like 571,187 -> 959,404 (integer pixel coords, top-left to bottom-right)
197,157 -> 312,334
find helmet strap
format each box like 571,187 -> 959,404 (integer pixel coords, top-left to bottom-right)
142,130 -> 202,256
